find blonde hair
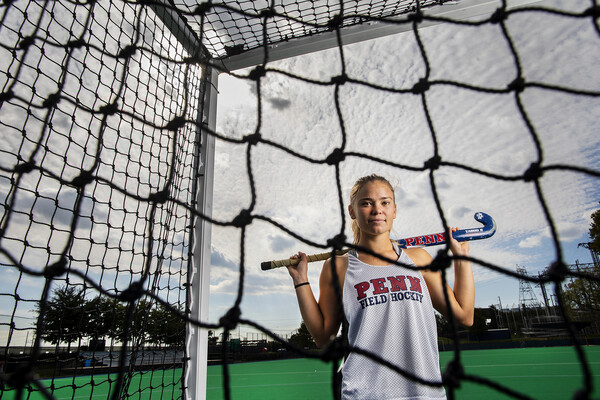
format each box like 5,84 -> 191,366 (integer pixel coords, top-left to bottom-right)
349,174 -> 395,245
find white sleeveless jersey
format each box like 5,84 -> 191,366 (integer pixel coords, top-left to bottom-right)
341,244 -> 446,400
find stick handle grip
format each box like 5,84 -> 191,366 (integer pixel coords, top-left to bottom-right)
261,249 -> 349,270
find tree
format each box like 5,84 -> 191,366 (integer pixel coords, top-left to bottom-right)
289,321 -> 315,349
36,285 -> 86,351
83,295 -> 126,343
147,303 -> 185,347
127,298 -> 154,343
562,263 -> 600,314
436,308 -> 493,340
467,308 -> 491,339
589,204 -> 600,254
562,205 -> 600,316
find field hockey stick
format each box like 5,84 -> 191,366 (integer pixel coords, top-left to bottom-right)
261,212 -> 496,270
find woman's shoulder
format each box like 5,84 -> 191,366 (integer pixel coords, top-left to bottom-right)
402,247 -> 433,266
320,254 -> 349,281
322,253 -> 349,269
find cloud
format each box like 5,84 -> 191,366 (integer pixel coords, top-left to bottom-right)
7,0 -> 592,339
448,205 -> 472,221
267,234 -> 296,253
209,248 -> 242,295
266,97 -> 291,110
209,0 -> 599,320
556,221 -> 588,243
519,235 -> 543,249
517,219 -> 588,249
211,247 -> 239,271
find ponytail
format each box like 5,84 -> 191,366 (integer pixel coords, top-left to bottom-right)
351,219 -> 361,245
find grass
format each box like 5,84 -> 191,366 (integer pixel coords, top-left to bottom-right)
4,346 -> 599,399
440,347 -> 600,399
206,347 -> 600,399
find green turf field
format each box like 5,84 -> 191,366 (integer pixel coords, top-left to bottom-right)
207,347 -> 600,399
5,346 -> 599,399
438,347 -> 600,400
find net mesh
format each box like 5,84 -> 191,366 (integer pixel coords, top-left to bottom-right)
184,0 -> 444,58
1,0 -> 599,399
1,0 -> 203,398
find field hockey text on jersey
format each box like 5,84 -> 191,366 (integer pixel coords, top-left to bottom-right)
354,276 -> 424,310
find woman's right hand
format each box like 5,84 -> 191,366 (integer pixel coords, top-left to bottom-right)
286,252 -> 309,286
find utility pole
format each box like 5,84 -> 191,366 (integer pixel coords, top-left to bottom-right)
497,296 -> 507,329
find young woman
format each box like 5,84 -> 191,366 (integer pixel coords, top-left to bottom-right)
286,174 -> 474,400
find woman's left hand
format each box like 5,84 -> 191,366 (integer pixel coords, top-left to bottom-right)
449,227 -> 469,257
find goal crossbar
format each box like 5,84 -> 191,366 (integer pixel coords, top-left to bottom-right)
156,0 -> 549,72
219,0 -> 547,71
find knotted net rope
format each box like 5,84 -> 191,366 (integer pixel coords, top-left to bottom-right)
0,0 -> 599,399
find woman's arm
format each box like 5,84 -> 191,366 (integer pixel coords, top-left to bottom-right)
287,252 -> 344,348
407,228 -> 474,326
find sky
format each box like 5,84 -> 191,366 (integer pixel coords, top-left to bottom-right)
206,0 -> 600,340
0,0 -> 199,346
0,0 -> 598,347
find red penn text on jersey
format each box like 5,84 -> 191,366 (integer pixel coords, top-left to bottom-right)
354,275 -> 422,300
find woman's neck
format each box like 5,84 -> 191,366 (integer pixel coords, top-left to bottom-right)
356,235 -> 397,266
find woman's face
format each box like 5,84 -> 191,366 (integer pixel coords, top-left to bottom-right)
349,180 -> 396,238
